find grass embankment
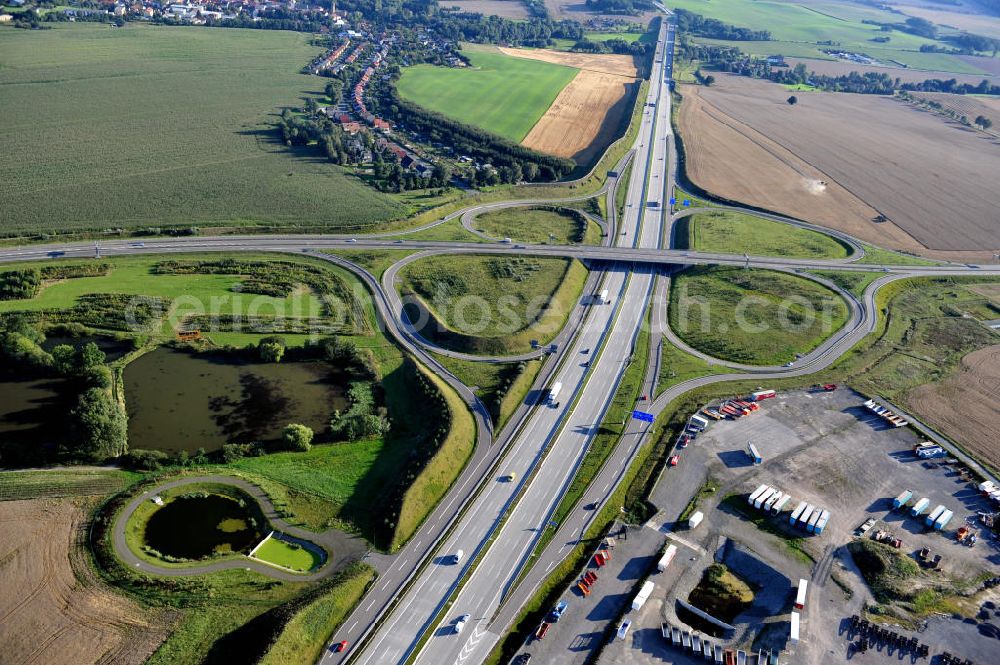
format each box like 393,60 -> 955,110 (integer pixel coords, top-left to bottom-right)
474,207 -> 602,244
396,44 -> 578,142
0,468 -> 142,500
856,243 -> 941,266
433,355 -> 544,430
391,363 -> 476,551
656,341 -> 730,395
324,249 -> 420,280
257,563 -> 376,665
719,494 -> 813,564
400,255 -> 588,355
809,270 -> 882,298
253,536 -> 323,572
689,563 -> 755,623
0,23 -> 405,237
676,211 -> 851,259
669,266 -> 850,365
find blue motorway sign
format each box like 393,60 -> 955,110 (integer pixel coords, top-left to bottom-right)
682,199 -> 691,207
632,410 -> 655,423
669,197 -> 676,206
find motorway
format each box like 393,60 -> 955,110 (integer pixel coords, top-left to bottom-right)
1,8 -> 998,665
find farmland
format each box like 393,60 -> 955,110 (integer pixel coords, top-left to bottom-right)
399,255 -> 588,355
396,45 -> 578,142
670,0 -> 993,73
0,498 -> 169,665
676,210 -> 851,259
676,75 -> 1000,260
669,266 -> 850,365
443,0 -> 530,18
0,23 -> 404,237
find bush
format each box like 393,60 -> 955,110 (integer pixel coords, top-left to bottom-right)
281,424 -> 314,451
124,449 -> 170,471
71,387 -> 128,461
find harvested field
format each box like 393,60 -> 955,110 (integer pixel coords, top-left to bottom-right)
443,0 -> 530,18
907,345 -> 1000,473
890,4 -> 1000,41
498,47 -> 639,77
905,91 -> 1000,137
677,75 -> 1000,258
0,498 -> 169,665
784,57 -> 1000,85
522,69 -> 639,164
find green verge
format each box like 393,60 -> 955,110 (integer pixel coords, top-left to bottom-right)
656,340 -> 730,396
809,270 -> 882,298
258,563 -> 376,665
677,210 -> 851,259
400,256 -> 588,356
432,355 -> 544,431
324,249 -> 421,280
391,362 -> 476,551
669,266 -> 850,365
855,243 -> 941,266
474,207 -> 600,244
396,45 -> 578,142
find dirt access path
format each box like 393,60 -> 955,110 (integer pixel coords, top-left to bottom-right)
0,498 -> 170,665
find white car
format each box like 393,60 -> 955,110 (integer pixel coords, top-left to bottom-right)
454,614 -> 471,634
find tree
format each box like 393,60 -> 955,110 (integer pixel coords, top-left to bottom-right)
702,74 -> 715,86
282,423 -> 314,451
974,114 -> 993,129
71,387 -> 127,461
787,95 -> 798,105
258,336 -> 286,362
77,342 -> 106,371
51,344 -> 77,375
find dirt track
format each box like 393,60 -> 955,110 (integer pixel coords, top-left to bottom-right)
677,75 -> 1000,258
522,69 -> 636,164
907,345 -> 1000,473
0,498 -> 168,665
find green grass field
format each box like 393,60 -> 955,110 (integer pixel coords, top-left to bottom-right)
396,45 -> 578,142
0,23 -> 404,236
253,535 -> 323,572
678,211 -> 851,259
656,341 -> 729,396
474,207 -> 602,244
669,266 -> 850,365
258,563 -> 375,665
400,255 -> 588,355
809,270 -> 882,297
674,0 -> 993,74
856,243 -> 940,266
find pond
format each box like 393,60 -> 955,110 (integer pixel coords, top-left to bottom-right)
124,347 -> 347,453
0,370 -> 76,466
144,493 -> 262,559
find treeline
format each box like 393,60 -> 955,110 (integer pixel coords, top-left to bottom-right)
1,294 -> 167,331
584,0 -> 655,16
0,263 -> 111,301
0,318 -> 127,465
900,77 -> 1000,95
675,8 -> 770,41
377,83 -> 575,184
431,14 -> 584,47
570,36 -> 653,55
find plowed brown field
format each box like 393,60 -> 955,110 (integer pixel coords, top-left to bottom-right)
0,498 -> 168,665
677,75 -> 1000,259
522,69 -> 638,164
908,345 -> 1000,473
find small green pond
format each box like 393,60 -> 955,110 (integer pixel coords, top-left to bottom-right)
144,494 -> 262,559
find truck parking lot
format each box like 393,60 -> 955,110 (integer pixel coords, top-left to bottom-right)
590,388 -> 1000,665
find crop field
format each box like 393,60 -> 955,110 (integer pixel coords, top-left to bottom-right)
671,0 -> 992,73
396,45 -> 578,142
892,3 -> 1000,41
783,57 -> 1000,85
474,207 -> 602,244
0,498 -> 169,665
0,468 -> 141,501
0,24 -> 403,236
399,255 -> 588,355
443,0 -> 530,18
497,47 -> 639,77
677,210 -> 850,259
676,75 -> 1000,259
668,266 -> 850,365
904,91 -> 1000,137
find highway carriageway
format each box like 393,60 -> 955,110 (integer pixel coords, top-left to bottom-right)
2,237 -> 997,276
